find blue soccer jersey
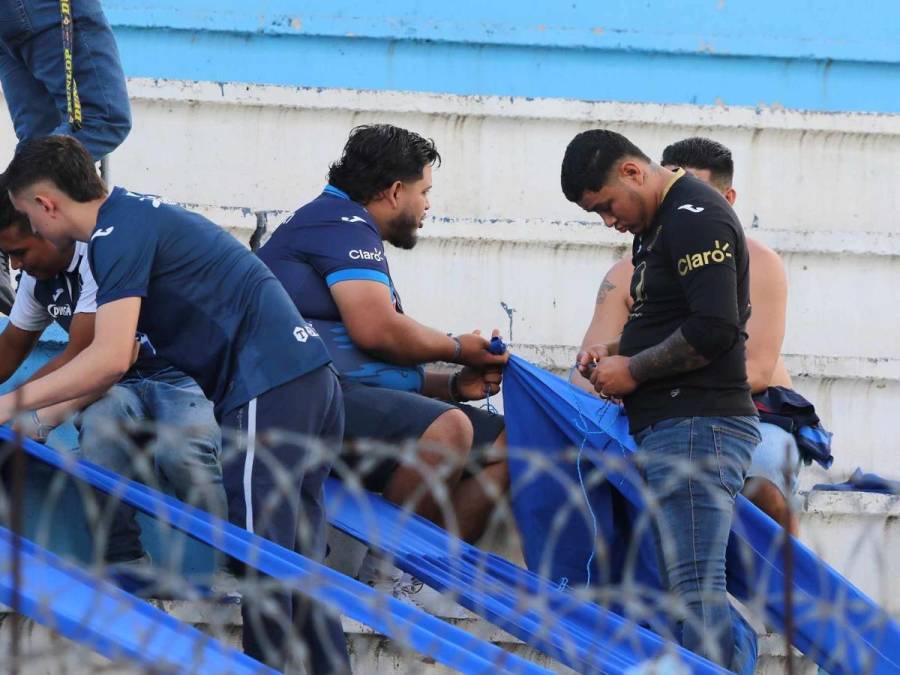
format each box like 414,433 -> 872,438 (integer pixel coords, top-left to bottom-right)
257,185 -> 424,392
88,187 -> 332,417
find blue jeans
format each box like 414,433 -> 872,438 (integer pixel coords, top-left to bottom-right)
77,367 -> 225,564
0,0 -> 131,160
635,415 -> 761,672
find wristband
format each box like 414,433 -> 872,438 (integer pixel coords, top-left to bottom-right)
448,371 -> 462,403
20,409 -> 53,442
449,336 -> 462,363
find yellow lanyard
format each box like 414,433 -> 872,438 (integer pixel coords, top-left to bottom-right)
60,1 -> 83,131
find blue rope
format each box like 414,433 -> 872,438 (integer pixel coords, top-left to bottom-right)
482,336 -> 507,415
569,363 -> 618,588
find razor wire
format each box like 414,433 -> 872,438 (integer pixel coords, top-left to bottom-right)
0,412 -> 894,674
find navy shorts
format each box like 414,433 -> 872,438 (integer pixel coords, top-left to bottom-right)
220,364 -> 348,672
336,379 -> 505,491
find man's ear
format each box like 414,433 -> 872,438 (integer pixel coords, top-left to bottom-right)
34,193 -> 56,214
724,187 -> 737,206
384,180 -> 404,209
619,160 -> 645,186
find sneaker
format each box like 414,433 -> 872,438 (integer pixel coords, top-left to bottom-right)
108,552 -> 157,596
391,572 -> 471,619
357,551 -> 470,619
209,568 -> 242,605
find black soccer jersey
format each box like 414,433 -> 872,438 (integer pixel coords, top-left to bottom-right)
618,172 -> 756,432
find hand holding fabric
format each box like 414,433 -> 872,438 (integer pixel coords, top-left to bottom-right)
589,355 -> 637,397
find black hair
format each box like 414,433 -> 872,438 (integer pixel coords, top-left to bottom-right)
2,135 -> 106,202
560,129 -> 651,202
327,124 -> 440,204
0,178 -> 31,236
661,137 -> 734,189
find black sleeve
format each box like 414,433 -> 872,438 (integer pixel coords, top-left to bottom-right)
664,213 -> 742,360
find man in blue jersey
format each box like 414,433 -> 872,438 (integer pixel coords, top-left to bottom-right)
258,124 -> 509,610
0,136 -> 350,673
0,190 -> 226,580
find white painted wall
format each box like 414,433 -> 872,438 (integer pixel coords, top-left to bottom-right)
1,79 -> 898,490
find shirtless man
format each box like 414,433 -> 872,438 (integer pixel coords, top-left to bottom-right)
571,136 -> 800,534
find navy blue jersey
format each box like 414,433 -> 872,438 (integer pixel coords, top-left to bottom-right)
10,241 -> 169,374
88,187 -> 332,417
258,186 -> 424,392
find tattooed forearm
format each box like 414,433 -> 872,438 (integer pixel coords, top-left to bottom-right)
595,276 -> 616,305
627,327 -> 710,383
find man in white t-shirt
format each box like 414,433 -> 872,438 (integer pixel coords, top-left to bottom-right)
0,192 -> 227,580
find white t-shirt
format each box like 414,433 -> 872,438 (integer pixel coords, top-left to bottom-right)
8,241 -> 98,333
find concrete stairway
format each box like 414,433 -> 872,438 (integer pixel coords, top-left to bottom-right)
3,488 -> 894,673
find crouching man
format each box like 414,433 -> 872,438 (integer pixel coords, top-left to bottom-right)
0,188 -> 226,576
0,137 -> 350,673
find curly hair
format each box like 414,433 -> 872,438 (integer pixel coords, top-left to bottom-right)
327,125 -> 441,204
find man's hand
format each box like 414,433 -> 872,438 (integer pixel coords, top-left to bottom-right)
589,355 -> 638,397
576,343 -> 610,378
455,365 -> 502,402
0,297 -> 141,425
454,329 -> 509,369
12,410 -> 52,442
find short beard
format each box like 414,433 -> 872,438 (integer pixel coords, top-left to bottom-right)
384,211 -> 419,250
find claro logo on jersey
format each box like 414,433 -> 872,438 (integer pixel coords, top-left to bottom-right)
677,240 -> 733,276
348,248 -> 384,262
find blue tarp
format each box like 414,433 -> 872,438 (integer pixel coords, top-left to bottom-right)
0,526 -> 271,673
324,477 -> 729,674
813,468 -> 900,495
503,355 -> 900,675
0,428 -> 550,675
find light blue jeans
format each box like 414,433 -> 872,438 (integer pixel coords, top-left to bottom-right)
77,367 -> 225,563
635,415 -> 761,673
746,421 -> 801,499
0,0 -> 131,160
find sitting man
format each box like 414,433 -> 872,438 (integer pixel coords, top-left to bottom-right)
257,124 -> 509,608
571,136 -> 804,534
0,189 -> 227,572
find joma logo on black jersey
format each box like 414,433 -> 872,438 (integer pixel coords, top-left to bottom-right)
677,240 -> 732,276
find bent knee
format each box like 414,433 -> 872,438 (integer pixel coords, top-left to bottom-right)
742,477 -> 789,518
422,408 -> 474,453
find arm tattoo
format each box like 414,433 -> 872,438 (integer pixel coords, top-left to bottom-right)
627,327 -> 711,383
595,277 -> 616,305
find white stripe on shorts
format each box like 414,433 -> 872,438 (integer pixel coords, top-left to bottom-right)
242,398 -> 258,531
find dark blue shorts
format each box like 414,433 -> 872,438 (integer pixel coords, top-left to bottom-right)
220,364 -> 348,672
336,378 -> 505,491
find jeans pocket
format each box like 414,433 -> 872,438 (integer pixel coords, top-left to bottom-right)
712,422 -> 759,498
0,1 -> 31,42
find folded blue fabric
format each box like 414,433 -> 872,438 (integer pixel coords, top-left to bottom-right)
813,468 -> 900,494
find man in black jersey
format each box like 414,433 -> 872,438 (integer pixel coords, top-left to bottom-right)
562,130 -> 760,672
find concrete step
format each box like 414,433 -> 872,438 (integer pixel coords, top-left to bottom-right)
0,601 -> 819,674
48,78 -> 900,237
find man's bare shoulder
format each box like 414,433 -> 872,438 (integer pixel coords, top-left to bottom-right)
608,255 -> 634,283
595,256 -> 634,307
747,236 -> 786,277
